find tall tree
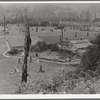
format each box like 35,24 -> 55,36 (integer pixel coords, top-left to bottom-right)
21,9 -> 32,83
80,34 -> 100,71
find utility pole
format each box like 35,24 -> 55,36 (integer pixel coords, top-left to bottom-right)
21,9 -> 32,83
61,28 -> 63,41
87,27 -> 89,37
3,15 -> 6,34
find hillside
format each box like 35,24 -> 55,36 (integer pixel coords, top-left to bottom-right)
0,3 -> 100,22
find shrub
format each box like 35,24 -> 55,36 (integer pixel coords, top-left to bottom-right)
14,74 -> 54,94
15,68 -> 99,94
56,24 -> 65,29
40,21 -> 49,26
80,34 -> 100,71
31,41 -> 48,52
7,48 -> 19,55
48,43 -> 59,51
80,45 -> 100,71
33,21 -> 39,27
90,40 -> 95,44
57,49 -> 75,60
31,41 -> 59,52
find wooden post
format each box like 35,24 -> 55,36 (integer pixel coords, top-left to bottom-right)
87,28 -> 89,37
60,35 -> 62,42
21,9 -> 32,83
61,28 -> 63,42
3,15 -> 6,34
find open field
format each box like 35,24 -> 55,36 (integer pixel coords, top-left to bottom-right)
33,29 -> 99,43
0,24 -> 99,38
0,39 -> 7,54
30,26 -> 100,43
0,24 -> 99,94
0,56 -> 76,94
0,31 -> 76,93
2,24 -> 100,46
6,35 -> 42,48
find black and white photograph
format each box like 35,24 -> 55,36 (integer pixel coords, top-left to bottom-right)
0,1 -> 100,96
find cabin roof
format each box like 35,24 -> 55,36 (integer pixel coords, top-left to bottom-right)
57,39 -> 92,50
70,39 -> 92,49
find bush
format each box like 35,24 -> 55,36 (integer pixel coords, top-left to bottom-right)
7,48 -> 19,55
56,24 -> 65,29
40,21 -> 49,26
80,34 -> 100,71
90,40 -> 95,44
80,45 -> 100,71
48,43 -> 59,51
15,74 -> 54,94
31,41 -> 59,52
15,67 -> 99,94
33,21 -> 39,27
31,41 -> 48,52
57,49 -> 75,60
